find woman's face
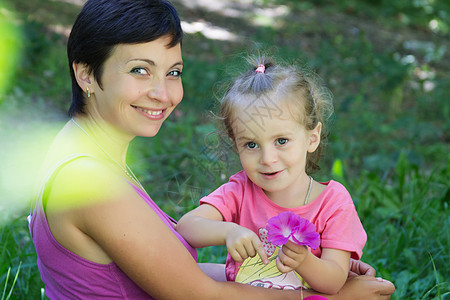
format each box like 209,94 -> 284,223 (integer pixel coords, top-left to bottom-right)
90,36 -> 183,138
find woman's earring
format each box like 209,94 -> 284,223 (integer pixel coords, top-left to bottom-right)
86,87 -> 91,98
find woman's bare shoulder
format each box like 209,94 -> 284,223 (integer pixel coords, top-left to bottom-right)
45,156 -> 131,212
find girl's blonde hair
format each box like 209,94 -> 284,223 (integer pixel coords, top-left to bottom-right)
218,55 -> 334,174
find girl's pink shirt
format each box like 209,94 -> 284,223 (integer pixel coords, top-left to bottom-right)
200,170 -> 366,281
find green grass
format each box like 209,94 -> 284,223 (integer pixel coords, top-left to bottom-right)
352,153 -> 449,299
0,216 -> 43,300
1,0 -> 449,298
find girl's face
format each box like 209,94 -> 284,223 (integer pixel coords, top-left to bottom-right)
88,36 -> 183,138
231,97 -> 321,204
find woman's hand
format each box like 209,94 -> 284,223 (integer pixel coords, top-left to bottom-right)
336,275 -> 395,300
348,258 -> 376,277
226,225 -> 269,264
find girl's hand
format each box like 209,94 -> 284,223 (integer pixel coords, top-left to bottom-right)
276,240 -> 309,273
226,225 -> 269,264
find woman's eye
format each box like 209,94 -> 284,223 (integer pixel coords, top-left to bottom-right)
168,69 -> 182,77
130,67 -> 149,76
276,138 -> 287,145
246,142 -> 258,149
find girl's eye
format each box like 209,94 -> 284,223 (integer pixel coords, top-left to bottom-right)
130,67 -> 149,76
276,138 -> 288,145
168,69 -> 182,77
246,142 -> 258,149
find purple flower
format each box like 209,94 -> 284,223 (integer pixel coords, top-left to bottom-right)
266,211 -> 320,250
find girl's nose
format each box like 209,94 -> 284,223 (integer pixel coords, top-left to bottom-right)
260,147 -> 278,165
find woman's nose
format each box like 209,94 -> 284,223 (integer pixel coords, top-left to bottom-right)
148,78 -> 170,103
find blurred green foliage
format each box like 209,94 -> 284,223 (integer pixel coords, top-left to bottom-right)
1,0 -> 448,298
0,4 -> 23,99
264,0 -> 449,34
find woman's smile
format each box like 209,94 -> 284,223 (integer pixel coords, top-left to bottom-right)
131,105 -> 166,120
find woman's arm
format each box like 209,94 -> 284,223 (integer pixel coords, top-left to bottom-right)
300,260 -> 395,299
322,275 -> 395,300
199,263 -> 395,299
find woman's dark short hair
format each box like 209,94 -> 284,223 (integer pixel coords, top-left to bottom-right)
67,0 -> 183,117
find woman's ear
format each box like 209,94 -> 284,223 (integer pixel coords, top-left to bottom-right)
72,62 -> 93,95
307,122 -> 322,153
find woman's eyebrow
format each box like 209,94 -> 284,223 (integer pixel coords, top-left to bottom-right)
128,59 -> 183,69
128,58 -> 156,66
170,61 -> 184,68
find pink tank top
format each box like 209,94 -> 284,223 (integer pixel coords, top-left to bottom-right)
28,154 -> 197,299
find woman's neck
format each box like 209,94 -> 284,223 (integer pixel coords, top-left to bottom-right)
70,115 -> 132,166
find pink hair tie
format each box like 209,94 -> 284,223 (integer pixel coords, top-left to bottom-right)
255,64 -> 265,74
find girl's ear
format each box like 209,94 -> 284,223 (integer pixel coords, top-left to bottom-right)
72,62 -> 93,94
307,122 -> 322,153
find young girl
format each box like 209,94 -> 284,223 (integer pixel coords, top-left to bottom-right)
177,56 -> 367,295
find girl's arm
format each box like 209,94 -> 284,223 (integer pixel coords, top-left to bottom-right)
277,241 -> 350,294
176,204 -> 231,247
177,204 -> 269,263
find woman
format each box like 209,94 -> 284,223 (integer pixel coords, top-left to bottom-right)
28,0 -> 395,298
